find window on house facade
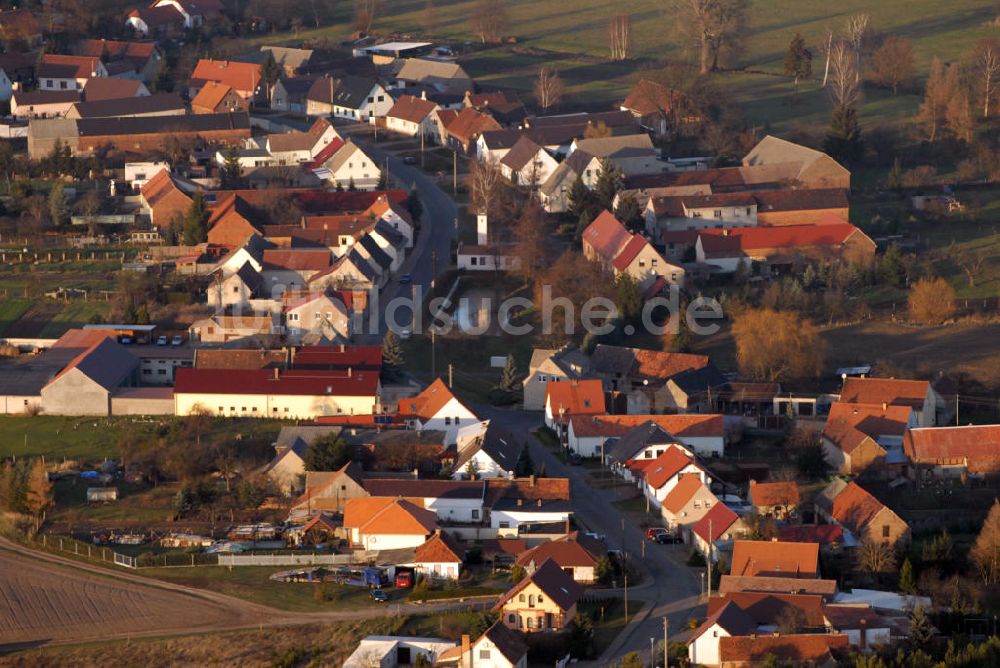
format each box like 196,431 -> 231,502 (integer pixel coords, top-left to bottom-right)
714,210 -> 722,218
883,525 -> 890,538
472,509 -> 479,519
445,417 -> 451,425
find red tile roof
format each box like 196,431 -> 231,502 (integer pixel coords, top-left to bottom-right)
344,497 -> 438,535
839,377 -> 931,410
731,540 -> 819,578
693,502 -> 739,543
414,531 -> 464,563
397,378 -> 464,421
261,248 -> 332,272
82,77 -> 146,101
545,379 -> 605,423
699,223 -> 868,253
822,402 -> 911,455
516,536 -> 600,569
582,210 -> 631,260
570,413 -> 724,439
708,591 -> 826,628
191,59 -> 261,94
903,425 -> 1000,473
387,94 -> 437,124
632,349 -> 709,381
173,367 -> 379,398
444,107 -> 501,143
643,447 -> 700,490
610,234 -> 649,271
39,54 -> 101,79
777,525 -> 844,545
191,81 -> 236,111
662,474 -> 709,514
718,575 -> 839,598
830,481 -> 891,535
748,481 -> 800,508
718,634 -> 849,663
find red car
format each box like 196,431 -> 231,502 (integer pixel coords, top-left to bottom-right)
645,527 -> 668,541
395,571 -> 413,588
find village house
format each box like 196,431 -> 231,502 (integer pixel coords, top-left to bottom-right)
398,378 -> 479,445
582,210 -> 684,290
538,150 -> 593,213
637,446 -> 710,510
343,497 -> 438,550
315,140 -> 382,191
590,344 -> 715,413
747,481 -> 801,520
620,78 -> 697,136
522,346 -> 590,412
495,559 -> 583,633
151,0 -> 224,27
436,621 -> 528,668
67,93 -> 186,120
688,601 -> 756,667
822,605 -> 893,651
293,461 -> 367,514
499,136 -> 559,189
39,337 -> 139,416
730,539 -> 819,579
514,532 -> 603,583
743,135 -> 851,190
717,634 -> 850,668
454,421 -> 524,480
576,413 -> 726,461
543,379 -> 606,434
82,77 -> 149,101
662,474 -> 719,533
259,426 -> 342,495
903,424 -> 1000,480
269,77 -> 313,113
76,39 -> 163,81
282,291 -> 352,344
691,224 -> 876,274
191,81 -> 248,114
707,591 -> 828,635
12,90 -> 80,119
839,377 -> 944,428
126,5 -> 186,36
569,133 -> 661,178
443,107 -> 502,153
343,636 -> 457,668
189,59 -> 264,102
385,94 -> 440,138
362,479 -> 485,523
139,169 -> 195,229
410,530 -> 464,580
37,54 -> 107,91
817,480 -> 910,547
465,90 -> 527,127
266,118 -> 340,165
308,250 -> 379,294
391,57 -> 473,93
821,402 -> 914,477
717,574 -> 839,599
260,45 -> 315,76
692,502 -> 747,560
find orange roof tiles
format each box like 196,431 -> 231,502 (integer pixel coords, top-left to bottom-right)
516,536 -> 600,569
397,378 -> 465,421
582,210 -> 631,260
718,634 -> 849,663
643,447 -> 700,490
545,379 -> 605,423
699,223 -> 869,253
693,502 -> 739,543
748,480 -> 800,508
662,474 -> 709,514
622,78 -> 686,117
191,58 -> 261,95
904,425 -> 1000,473
570,413 -> 724,439
708,591 -> 826,628
839,377 -> 931,410
414,531 -> 463,563
444,107 -> 501,143
823,402 -> 911,455
191,81 -> 236,111
830,481 -> 890,535
731,539 -> 819,578
343,497 -> 437,535
387,94 -> 438,124
632,349 -> 709,381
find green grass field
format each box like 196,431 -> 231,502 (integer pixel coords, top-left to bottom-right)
0,298 -> 30,336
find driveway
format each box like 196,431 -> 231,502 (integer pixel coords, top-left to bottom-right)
474,405 -> 705,666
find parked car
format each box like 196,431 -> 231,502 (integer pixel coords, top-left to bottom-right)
171,335 -> 184,346
585,531 -> 606,542
567,452 -> 582,464
370,588 -> 389,602
156,335 -> 168,346
399,273 -> 412,284
655,532 -> 677,544
402,156 -> 417,165
119,336 -> 133,344
645,527 -> 668,541
395,571 -> 413,588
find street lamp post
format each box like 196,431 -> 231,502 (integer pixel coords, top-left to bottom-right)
650,637 -> 656,668
700,572 -> 705,599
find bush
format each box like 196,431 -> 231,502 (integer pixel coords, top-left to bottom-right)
908,277 -> 956,325
686,550 -> 706,567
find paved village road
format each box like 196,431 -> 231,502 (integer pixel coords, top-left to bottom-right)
338,125 -> 458,341
0,537 -> 489,653
474,405 -> 705,667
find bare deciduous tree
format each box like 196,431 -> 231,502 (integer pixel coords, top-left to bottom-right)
533,67 -> 565,113
353,0 -> 377,35
857,539 -> 895,575
844,13 -> 871,81
974,37 -> 1000,118
869,36 -> 915,95
972,500 -> 1000,585
954,246 -> 989,287
732,308 -> 826,382
609,13 -> 632,61
672,0 -> 751,74
422,0 -> 437,34
908,277 -> 956,325
470,0 -> 508,44
827,40 -> 861,109
470,158 -> 503,220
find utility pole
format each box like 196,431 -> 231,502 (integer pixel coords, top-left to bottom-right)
420,125 -> 425,169
448,363 -> 453,388
452,150 -> 457,194
707,518 -> 713,600
624,573 -> 628,623
956,394 -> 960,424
431,329 -> 436,379
663,616 -> 669,668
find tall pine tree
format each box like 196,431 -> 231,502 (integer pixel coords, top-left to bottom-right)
783,33 -> 812,93
183,190 -> 209,245
823,105 -> 863,165
499,354 -> 519,393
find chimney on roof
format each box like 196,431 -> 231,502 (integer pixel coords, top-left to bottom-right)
565,517 -> 571,533
435,527 -> 441,537
517,498 -> 523,507
722,229 -> 730,236
290,346 -> 296,366
461,635 -> 471,665
882,402 -> 888,411
348,367 -> 352,377
536,498 -> 542,507
772,632 -> 779,638
412,468 -> 419,479
529,475 -> 536,487
273,367 -> 279,380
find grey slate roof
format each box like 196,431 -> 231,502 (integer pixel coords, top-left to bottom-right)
606,421 -> 677,463
670,364 -> 729,397
75,111 -> 249,137
357,234 -> 392,271
71,92 -> 184,119
331,75 -> 377,110
455,421 -> 524,472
